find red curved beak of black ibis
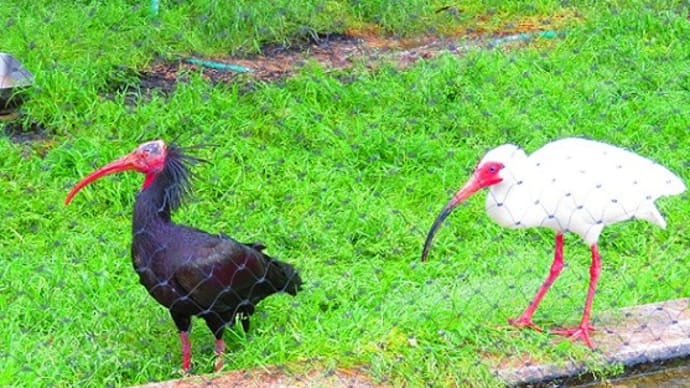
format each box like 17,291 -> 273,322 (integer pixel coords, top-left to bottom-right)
65,140 -> 167,205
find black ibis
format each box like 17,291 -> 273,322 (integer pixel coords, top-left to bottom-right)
65,140 -> 302,372
421,137 -> 685,348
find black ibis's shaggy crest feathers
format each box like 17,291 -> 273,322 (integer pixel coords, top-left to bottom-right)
152,143 -> 204,213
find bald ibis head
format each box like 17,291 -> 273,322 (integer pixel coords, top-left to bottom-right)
65,140 -> 171,205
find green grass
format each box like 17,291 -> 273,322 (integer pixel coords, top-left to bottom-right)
2,0 -> 690,386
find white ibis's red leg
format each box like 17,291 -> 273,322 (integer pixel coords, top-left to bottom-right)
214,339 -> 225,372
509,233 -> 565,331
551,244 -> 600,348
179,331 -> 192,372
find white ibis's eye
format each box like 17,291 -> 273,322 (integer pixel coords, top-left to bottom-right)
489,166 -> 497,173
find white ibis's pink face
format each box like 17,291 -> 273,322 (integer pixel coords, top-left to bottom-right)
473,161 -> 505,188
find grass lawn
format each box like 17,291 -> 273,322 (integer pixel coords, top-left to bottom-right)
2,0 -> 690,386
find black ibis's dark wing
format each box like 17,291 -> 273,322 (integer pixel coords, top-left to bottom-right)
172,236 -> 300,312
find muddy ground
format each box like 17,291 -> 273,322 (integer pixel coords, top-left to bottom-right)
130,20 -> 564,98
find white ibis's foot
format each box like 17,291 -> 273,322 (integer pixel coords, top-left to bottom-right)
214,339 -> 225,372
551,325 -> 596,348
508,316 -> 543,332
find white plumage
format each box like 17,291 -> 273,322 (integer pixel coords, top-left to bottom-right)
421,137 -> 685,348
483,138 -> 685,245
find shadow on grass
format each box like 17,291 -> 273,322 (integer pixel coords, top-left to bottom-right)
2,117 -> 50,145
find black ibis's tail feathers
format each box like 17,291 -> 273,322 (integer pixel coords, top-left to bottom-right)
242,242 -> 303,297
243,241 -> 267,252
267,258 -> 302,296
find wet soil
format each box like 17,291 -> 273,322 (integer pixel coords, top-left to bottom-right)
116,14 -> 571,103
1,115 -> 50,144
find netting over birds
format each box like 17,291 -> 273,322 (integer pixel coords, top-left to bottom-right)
421,137 -> 685,348
65,140 -> 302,372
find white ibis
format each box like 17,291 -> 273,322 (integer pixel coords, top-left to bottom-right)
421,137 -> 685,348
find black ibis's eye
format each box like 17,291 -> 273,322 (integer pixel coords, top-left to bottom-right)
141,143 -> 159,155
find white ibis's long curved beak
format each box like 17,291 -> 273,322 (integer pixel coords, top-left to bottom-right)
64,154 -> 138,205
421,175 -> 484,261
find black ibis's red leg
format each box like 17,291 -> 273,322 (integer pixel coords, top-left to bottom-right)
180,331 -> 192,372
203,314 -> 227,372
551,244 -> 600,348
172,313 -> 193,372
214,339 -> 225,372
509,233 -> 565,331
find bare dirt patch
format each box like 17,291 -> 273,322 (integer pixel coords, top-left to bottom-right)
145,29 -> 552,87
1,115 -> 50,144
133,366 -> 385,388
115,10 -> 581,101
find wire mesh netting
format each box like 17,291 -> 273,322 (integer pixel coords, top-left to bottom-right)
420,137 -> 690,384
2,1 -> 690,387
65,141 -> 304,373
54,137 -> 690,383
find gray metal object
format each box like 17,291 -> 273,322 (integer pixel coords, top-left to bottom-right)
0,53 -> 34,114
